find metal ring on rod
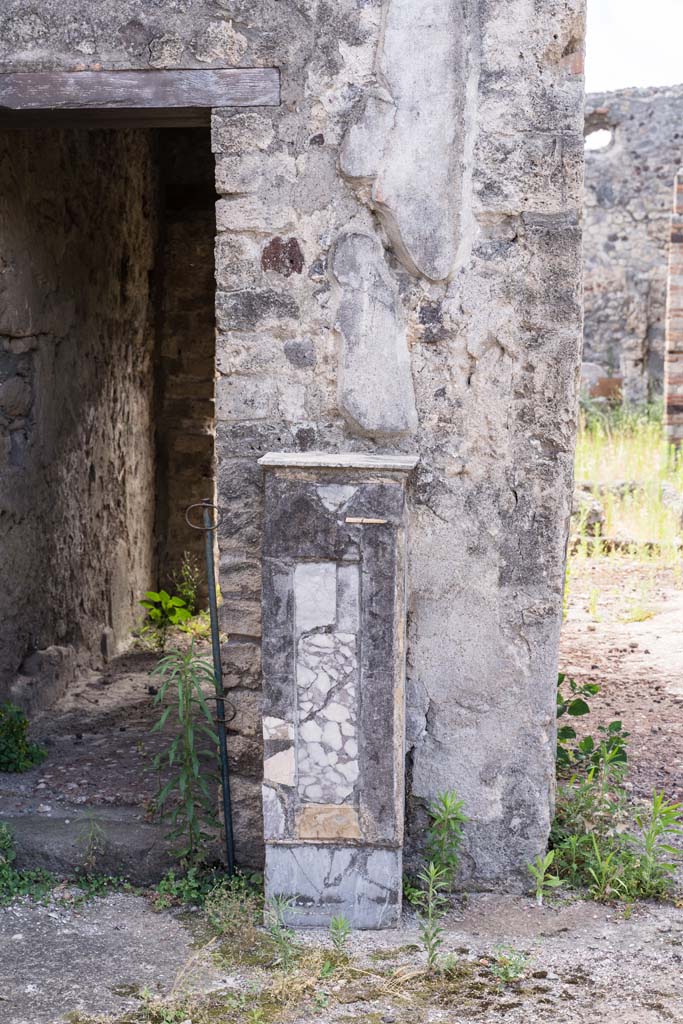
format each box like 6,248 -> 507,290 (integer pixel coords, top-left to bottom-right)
184,501 -> 224,532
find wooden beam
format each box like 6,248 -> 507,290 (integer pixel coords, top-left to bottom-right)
0,108 -> 214,130
0,68 -> 280,114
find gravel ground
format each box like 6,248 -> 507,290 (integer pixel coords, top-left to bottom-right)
560,558 -> 683,803
1,892 -> 683,1023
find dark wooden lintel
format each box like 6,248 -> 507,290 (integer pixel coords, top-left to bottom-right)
0,68 -> 280,128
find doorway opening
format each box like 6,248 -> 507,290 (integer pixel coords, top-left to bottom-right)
0,125 -> 217,711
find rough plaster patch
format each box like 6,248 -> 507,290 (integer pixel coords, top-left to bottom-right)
340,0 -> 464,281
331,232 -> 417,437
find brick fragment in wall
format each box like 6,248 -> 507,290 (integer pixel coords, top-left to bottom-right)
261,237 -> 304,277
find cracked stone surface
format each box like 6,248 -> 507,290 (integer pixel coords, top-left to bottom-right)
266,845 -> 402,929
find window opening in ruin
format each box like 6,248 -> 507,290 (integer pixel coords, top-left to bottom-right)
584,128 -> 613,151
0,125 -> 217,713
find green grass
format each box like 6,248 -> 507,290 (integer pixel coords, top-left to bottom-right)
575,401 -> 683,487
574,401 -> 683,557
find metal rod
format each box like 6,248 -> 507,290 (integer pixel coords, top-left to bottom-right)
201,499 -> 235,877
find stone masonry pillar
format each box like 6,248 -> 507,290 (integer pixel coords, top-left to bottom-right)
665,169 -> 683,446
257,452 -> 417,928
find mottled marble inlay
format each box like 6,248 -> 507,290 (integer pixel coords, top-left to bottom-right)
296,631 -> 359,803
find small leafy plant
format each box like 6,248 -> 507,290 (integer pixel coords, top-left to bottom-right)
140,590 -> 192,651
551,744 -> 683,903
412,862 -> 450,973
489,944 -> 530,986
627,791 -> 683,899
154,866 -> 223,909
0,702 -> 46,773
265,896 -> 299,970
329,914 -> 351,955
528,849 -> 563,906
150,646 -> 219,862
77,815 -> 107,874
404,788 -> 467,916
171,552 -> 203,616
426,790 -> 468,887
0,822 -> 55,905
556,673 -> 629,775
204,872 -> 264,950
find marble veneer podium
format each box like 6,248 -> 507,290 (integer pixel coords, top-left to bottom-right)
257,452 -> 417,928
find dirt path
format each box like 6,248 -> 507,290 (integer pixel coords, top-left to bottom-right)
560,557 -> 683,802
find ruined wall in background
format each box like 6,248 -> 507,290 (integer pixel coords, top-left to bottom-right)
0,129 -> 157,701
584,86 -> 683,402
0,0 -> 586,886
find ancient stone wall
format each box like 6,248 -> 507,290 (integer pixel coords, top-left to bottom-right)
584,86 -> 683,401
0,0 -> 586,888
210,1 -> 586,885
0,129 -> 158,699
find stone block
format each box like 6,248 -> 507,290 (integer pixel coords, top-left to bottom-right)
215,288 -> 299,332
215,152 -> 296,195
211,111 -> 275,155
265,846 -> 402,929
215,234 -> 262,291
216,196 -> 295,235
